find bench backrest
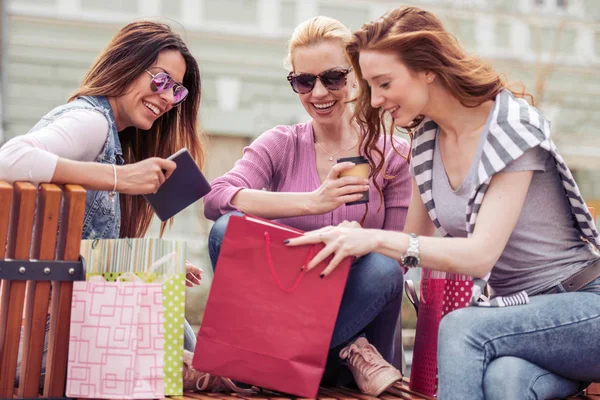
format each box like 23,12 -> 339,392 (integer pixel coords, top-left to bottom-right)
0,182 -> 86,398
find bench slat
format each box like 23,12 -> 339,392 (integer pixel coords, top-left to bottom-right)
162,384 -> 600,400
43,184 -> 86,397
0,182 -> 13,361
0,183 -> 37,398
588,383 -> 600,395
182,393 -> 237,400
0,182 -> 11,255
18,184 -> 62,397
331,387 -> 380,400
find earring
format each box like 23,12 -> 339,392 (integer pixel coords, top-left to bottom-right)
352,81 -> 357,88
427,77 -> 433,82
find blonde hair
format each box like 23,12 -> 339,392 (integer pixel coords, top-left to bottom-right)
284,16 -> 352,70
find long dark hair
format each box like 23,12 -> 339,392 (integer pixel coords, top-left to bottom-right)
70,20 -> 204,238
347,6 -> 531,186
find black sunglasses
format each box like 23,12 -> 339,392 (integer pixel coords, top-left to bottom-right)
287,67 -> 353,94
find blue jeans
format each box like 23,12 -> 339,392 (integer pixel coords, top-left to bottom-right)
208,213 -> 404,364
437,274 -> 600,400
183,319 -> 197,352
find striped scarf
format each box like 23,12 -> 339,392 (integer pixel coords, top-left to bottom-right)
411,89 -> 600,306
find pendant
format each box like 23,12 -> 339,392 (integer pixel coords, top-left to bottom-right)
329,156 -> 333,161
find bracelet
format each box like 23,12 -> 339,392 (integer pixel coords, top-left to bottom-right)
111,164 -> 117,193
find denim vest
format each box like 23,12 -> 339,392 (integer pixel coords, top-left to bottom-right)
29,96 -> 123,239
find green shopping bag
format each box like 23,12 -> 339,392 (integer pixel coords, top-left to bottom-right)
81,238 -> 187,396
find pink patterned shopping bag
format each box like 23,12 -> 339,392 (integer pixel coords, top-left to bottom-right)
66,281 -> 165,399
442,277 -> 473,317
80,239 -> 187,396
409,270 -> 472,396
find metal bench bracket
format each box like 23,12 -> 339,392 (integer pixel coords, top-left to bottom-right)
0,256 -> 86,281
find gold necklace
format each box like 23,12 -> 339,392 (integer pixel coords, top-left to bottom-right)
315,140 -> 357,162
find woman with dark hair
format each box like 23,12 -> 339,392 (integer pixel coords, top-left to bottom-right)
287,6 -> 600,400
0,20 -> 226,391
0,20 -> 203,239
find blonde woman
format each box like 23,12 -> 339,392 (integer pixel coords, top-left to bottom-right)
203,16 -> 411,396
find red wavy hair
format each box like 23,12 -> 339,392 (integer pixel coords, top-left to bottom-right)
346,6 -> 531,183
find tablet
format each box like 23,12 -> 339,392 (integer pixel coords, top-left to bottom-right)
143,148 -> 211,221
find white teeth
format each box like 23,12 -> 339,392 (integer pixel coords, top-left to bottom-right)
389,106 -> 400,114
143,101 -> 160,115
313,101 -> 336,109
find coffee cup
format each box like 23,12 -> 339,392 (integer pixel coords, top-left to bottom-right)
337,156 -> 370,206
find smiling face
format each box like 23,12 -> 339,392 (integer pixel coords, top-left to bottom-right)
110,49 -> 187,131
291,40 -> 354,123
358,50 -> 432,127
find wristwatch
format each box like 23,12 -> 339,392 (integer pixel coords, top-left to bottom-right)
402,233 -> 421,268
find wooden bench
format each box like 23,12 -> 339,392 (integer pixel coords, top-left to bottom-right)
0,181 -> 86,398
161,376 -> 600,400
0,181 -> 595,400
164,379 -> 432,400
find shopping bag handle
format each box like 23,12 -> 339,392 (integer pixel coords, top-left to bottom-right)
405,280 -> 419,316
263,232 -> 314,294
420,268 -> 432,304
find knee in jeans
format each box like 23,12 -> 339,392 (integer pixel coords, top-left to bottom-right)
484,357 -> 526,389
439,307 -> 481,337
208,212 -> 235,243
367,253 -> 404,296
208,212 -> 242,269
483,357 -> 561,400
438,308 -> 478,355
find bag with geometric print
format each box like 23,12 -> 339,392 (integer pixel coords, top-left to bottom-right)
67,239 -> 186,397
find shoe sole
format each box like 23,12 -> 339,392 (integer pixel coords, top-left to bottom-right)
369,372 -> 403,397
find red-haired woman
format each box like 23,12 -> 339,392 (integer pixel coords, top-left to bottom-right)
288,6 -> 600,399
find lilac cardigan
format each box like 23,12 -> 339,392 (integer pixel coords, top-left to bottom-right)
204,121 -> 412,232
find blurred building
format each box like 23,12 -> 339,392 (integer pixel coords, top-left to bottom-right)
1,0 -> 599,322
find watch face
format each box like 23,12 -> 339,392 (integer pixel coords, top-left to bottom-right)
404,256 -> 418,268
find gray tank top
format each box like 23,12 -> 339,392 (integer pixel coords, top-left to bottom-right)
430,124 -> 599,296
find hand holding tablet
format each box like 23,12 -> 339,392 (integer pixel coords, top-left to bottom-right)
143,148 -> 211,221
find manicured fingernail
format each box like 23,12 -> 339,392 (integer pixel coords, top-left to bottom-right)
320,274 -> 325,278
283,240 -> 290,244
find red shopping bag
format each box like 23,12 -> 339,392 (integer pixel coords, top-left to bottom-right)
409,270 -> 472,396
193,215 -> 352,398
